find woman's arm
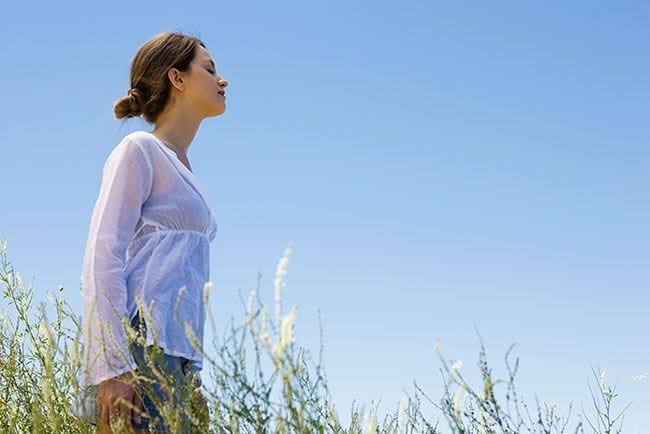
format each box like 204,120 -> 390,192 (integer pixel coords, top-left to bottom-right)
80,138 -> 153,387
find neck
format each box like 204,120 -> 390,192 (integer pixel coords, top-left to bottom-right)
150,101 -> 203,156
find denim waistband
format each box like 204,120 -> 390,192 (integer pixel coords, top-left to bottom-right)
129,310 -> 194,369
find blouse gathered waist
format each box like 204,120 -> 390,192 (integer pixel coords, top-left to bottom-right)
136,227 -> 210,239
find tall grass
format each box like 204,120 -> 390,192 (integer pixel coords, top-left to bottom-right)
0,234 -> 639,433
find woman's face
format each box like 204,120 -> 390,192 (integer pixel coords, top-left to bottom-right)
179,45 -> 229,118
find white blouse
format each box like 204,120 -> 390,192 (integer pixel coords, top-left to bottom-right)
80,130 -> 218,387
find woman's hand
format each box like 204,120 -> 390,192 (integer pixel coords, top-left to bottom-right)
190,384 -> 210,428
96,371 -> 144,432
188,372 -> 210,428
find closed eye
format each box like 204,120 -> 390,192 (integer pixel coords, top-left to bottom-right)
207,69 -> 216,74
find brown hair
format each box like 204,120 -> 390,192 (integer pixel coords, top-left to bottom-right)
114,30 -> 206,124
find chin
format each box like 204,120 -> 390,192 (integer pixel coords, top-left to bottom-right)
207,105 -> 226,117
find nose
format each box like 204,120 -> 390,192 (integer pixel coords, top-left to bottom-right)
218,77 -> 228,89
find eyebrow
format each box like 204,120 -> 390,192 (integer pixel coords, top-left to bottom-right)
205,59 -> 215,68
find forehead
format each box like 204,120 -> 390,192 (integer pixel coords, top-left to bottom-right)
196,46 -> 214,64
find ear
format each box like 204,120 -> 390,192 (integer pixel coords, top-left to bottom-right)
167,67 -> 186,92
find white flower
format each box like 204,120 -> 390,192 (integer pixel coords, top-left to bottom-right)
70,340 -> 79,364
450,360 -> 462,379
183,321 -> 202,355
599,368 -> 607,385
246,290 -> 256,323
599,368 -> 612,396
202,281 -> 213,310
453,383 -> 467,419
257,331 -> 271,349
397,393 -> 408,434
275,305 -> 298,358
447,359 -> 462,387
626,372 -> 648,381
362,407 -> 378,434
274,243 -> 293,329
174,284 -> 187,316
258,305 -> 270,349
38,321 -> 50,339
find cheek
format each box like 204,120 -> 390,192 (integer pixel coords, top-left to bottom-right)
204,80 -> 218,97
194,83 -> 215,102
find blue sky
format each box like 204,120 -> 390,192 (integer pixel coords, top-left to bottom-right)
1,0 -> 648,430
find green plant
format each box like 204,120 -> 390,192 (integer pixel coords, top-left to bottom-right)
0,234 -> 640,433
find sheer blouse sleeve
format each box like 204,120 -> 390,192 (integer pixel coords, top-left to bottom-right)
80,138 -> 153,387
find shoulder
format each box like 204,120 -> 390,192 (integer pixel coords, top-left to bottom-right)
107,131 -> 159,162
119,131 -> 158,156
104,131 -> 155,173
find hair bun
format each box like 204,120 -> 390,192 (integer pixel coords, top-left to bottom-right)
127,87 -> 142,102
126,87 -> 144,115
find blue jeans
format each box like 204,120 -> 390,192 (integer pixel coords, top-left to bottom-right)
128,310 -> 202,433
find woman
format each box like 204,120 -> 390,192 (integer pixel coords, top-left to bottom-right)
77,30 -> 228,433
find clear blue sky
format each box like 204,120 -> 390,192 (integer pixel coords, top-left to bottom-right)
1,0 -> 648,430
